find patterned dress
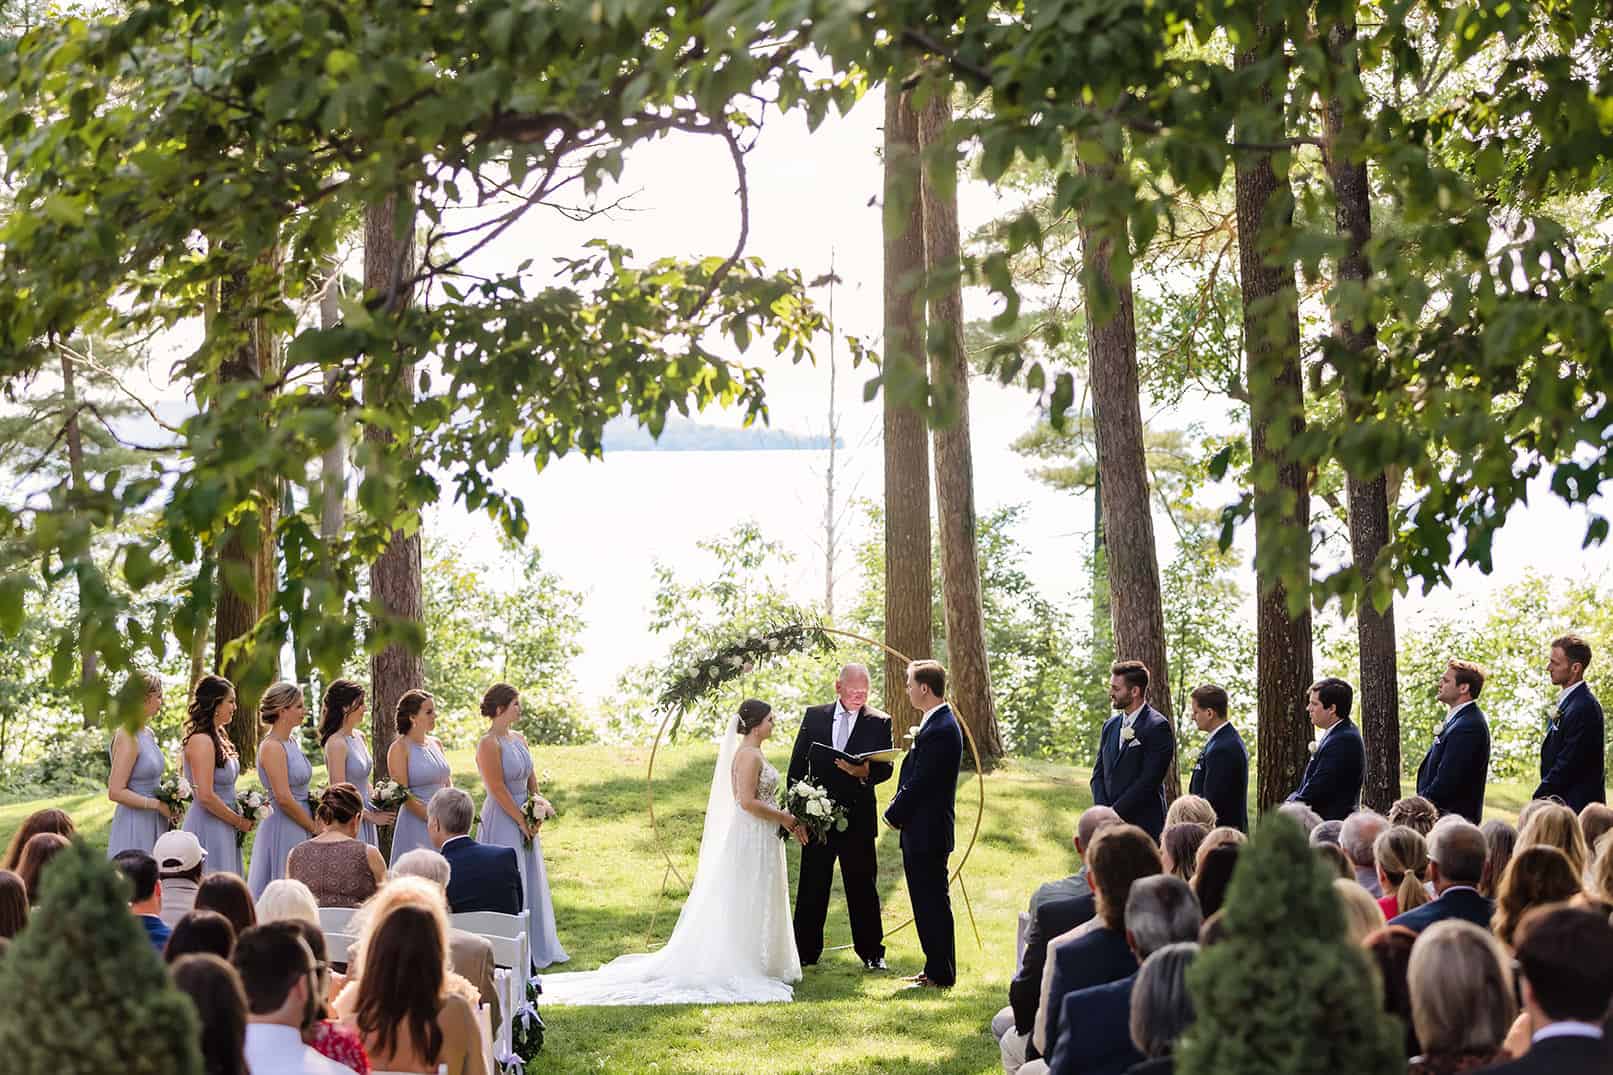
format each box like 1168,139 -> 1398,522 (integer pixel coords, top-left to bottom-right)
478,733 -> 569,968
107,727 -> 166,858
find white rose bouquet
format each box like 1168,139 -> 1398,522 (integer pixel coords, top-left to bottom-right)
236,788 -> 272,847
372,777 -> 410,814
154,771 -> 192,829
520,794 -> 557,847
778,776 -> 849,843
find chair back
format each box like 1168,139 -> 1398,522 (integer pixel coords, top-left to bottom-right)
318,905 -> 359,936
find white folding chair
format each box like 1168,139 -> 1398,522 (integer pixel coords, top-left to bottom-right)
324,931 -> 358,966
492,967 -> 514,1055
317,906 -> 358,936
450,909 -> 531,987
475,1002 -> 495,1075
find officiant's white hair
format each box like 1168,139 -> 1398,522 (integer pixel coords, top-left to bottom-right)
837,663 -> 870,682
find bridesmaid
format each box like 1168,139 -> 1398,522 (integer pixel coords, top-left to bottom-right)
182,674 -> 255,876
247,682 -> 317,899
385,689 -> 450,867
476,682 -> 568,968
319,679 -> 395,848
107,671 -> 171,858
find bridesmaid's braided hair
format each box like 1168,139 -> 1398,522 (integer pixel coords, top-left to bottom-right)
319,679 -> 366,746
395,689 -> 433,735
480,683 -> 518,718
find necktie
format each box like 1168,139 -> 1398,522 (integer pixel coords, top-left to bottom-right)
834,710 -> 851,751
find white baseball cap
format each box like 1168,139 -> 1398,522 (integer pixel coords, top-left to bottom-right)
153,829 -> 207,873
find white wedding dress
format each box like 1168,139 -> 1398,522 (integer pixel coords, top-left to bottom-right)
537,723 -> 802,1005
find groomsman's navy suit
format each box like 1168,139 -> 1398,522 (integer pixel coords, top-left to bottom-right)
440,834 -> 524,916
1188,723 -> 1249,833
1287,719 -> 1365,821
1414,702 -> 1491,823
1535,680 -> 1607,812
884,703 -> 964,987
1089,705 -> 1172,841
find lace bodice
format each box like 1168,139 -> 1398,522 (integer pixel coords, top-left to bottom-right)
734,747 -> 780,805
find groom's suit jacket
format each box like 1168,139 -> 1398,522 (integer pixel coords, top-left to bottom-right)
1414,702 -> 1491,824
1089,705 -> 1171,840
1287,719 -> 1366,821
883,704 -> 963,855
1536,682 -> 1607,811
786,702 -> 894,836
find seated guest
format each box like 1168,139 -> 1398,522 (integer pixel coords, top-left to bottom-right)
394,848 -> 503,1028
286,919 -> 370,1074
1163,795 -> 1217,830
335,902 -> 489,1075
1310,820 -> 1344,847
1125,942 -> 1200,1075
16,832 -> 69,905
287,784 -> 385,908
1316,843 -> 1353,880
169,952 -> 250,1075
1390,821 -> 1493,933
1,808 -> 73,872
155,829 -> 208,928
1160,824 -> 1208,882
1481,906 -> 1613,1074
1193,826 -> 1245,870
1362,926 -> 1419,1057
1406,920 -> 1515,1074
1490,847 -> 1582,950
1389,796 -> 1439,837
256,878 -> 320,927
997,807 -> 1119,1068
0,869 -> 26,940
165,909 -> 238,963
1185,683 -> 1246,833
1478,821 -> 1517,900
1277,801 -> 1323,837
339,876 -> 485,1019
196,872 -> 258,937
1336,878 -> 1387,945
1191,845 -> 1239,920
1046,877 -> 1202,1075
1341,810 -> 1391,897
1577,803 -> 1613,860
114,849 -> 171,951
1376,826 -> 1432,920
234,922 -> 351,1074
1514,802 -> 1588,881
1582,831 -> 1613,908
427,787 -> 522,916
1286,678 -> 1366,821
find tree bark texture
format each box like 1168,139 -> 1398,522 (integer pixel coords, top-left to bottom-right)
882,87 -> 934,742
364,194 -> 424,780
60,348 -> 99,727
1324,12 -> 1400,812
1235,22 -> 1316,813
919,89 -> 1003,767
319,268 -> 346,544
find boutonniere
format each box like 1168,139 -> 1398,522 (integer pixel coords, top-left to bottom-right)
1119,725 -> 1136,743
1307,740 -> 1318,755
904,727 -> 918,741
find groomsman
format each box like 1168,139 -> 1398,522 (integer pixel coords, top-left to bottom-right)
1287,677 -> 1365,821
1536,633 -> 1606,811
1187,684 -> 1248,833
1415,660 -> 1492,823
1089,660 -> 1172,841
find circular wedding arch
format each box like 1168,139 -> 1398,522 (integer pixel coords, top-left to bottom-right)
643,626 -> 988,950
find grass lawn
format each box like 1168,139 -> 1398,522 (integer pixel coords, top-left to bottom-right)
0,745 -> 1597,1074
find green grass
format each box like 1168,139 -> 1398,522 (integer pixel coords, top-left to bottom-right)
0,747 -> 1599,1074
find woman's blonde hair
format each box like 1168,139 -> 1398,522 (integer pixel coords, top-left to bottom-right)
1374,825 -> 1432,914
347,876 -> 451,980
1194,826 -> 1246,873
1588,831 -> 1613,905
1407,920 -> 1517,1055
1165,795 -> 1217,829
1516,802 -> 1589,880
1334,878 -> 1387,945
258,682 -> 305,725
1492,845 -> 1582,947
254,878 -> 319,927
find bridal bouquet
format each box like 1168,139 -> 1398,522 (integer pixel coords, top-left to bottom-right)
779,777 -> 848,843
154,772 -> 192,829
236,788 -> 272,847
521,795 -> 557,847
372,777 -> 410,815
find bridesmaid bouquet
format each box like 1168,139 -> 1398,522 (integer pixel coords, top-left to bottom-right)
372,778 -> 410,815
520,795 -> 557,847
778,777 -> 848,843
236,788 -> 272,847
154,772 -> 192,830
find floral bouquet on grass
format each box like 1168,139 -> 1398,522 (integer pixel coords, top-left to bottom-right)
372,778 -> 410,817
154,772 -> 192,830
236,788 -> 272,847
521,795 -> 557,847
778,776 -> 848,843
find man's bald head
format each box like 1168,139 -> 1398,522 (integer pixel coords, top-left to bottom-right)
1077,806 -> 1121,854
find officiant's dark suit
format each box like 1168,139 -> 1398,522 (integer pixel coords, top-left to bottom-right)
786,687 -> 894,967
884,662 -> 964,988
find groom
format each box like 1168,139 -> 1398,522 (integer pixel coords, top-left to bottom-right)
787,663 -> 895,969
883,659 -> 964,989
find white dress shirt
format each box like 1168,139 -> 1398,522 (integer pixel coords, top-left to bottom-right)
244,1023 -> 351,1075
1556,679 -> 1587,710
916,703 -> 945,736
1533,1020 -> 1605,1044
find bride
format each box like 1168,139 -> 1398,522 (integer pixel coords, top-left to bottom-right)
538,698 -> 808,1005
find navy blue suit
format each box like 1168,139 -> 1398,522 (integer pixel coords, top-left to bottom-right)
1047,975 -> 1142,1075
1287,719 -> 1365,821
440,834 -> 523,916
1387,887 -> 1493,934
1010,891 -> 1096,1035
1043,927 -> 1137,1060
1090,705 -> 1172,840
1536,682 -> 1606,812
1415,702 -> 1491,823
884,703 -> 964,986
1188,723 -> 1249,832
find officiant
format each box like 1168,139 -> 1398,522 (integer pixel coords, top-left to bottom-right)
786,662 -> 895,970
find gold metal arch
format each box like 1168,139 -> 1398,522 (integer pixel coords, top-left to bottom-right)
643,627 -> 987,951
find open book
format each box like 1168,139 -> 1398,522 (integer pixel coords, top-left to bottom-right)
809,742 -> 906,766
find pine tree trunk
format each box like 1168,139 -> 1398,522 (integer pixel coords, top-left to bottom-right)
1235,22 -> 1315,813
881,87 -> 933,741
1324,12 -> 1400,812
60,349 -> 99,727
1077,152 -> 1178,798
320,267 -> 346,544
919,89 -> 1003,767
364,194 -> 423,780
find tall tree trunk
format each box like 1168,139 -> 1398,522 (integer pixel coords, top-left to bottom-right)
1091,442 -> 1113,674
1235,18 -> 1315,813
919,88 -> 1003,767
60,346 -> 99,727
364,194 -> 423,780
881,87 -> 934,742
1324,10 -> 1400,812
320,267 -> 346,544
1076,151 -> 1179,799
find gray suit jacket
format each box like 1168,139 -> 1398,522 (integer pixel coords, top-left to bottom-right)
448,926 -> 500,1029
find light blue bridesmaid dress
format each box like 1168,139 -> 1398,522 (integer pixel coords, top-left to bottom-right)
478,734 -> 569,967
182,744 -> 244,876
247,736 -> 312,899
107,728 -> 166,858
389,737 -> 450,867
336,732 -> 378,847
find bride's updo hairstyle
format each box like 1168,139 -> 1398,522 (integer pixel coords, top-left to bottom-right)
736,698 -> 772,734
481,683 -> 518,718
